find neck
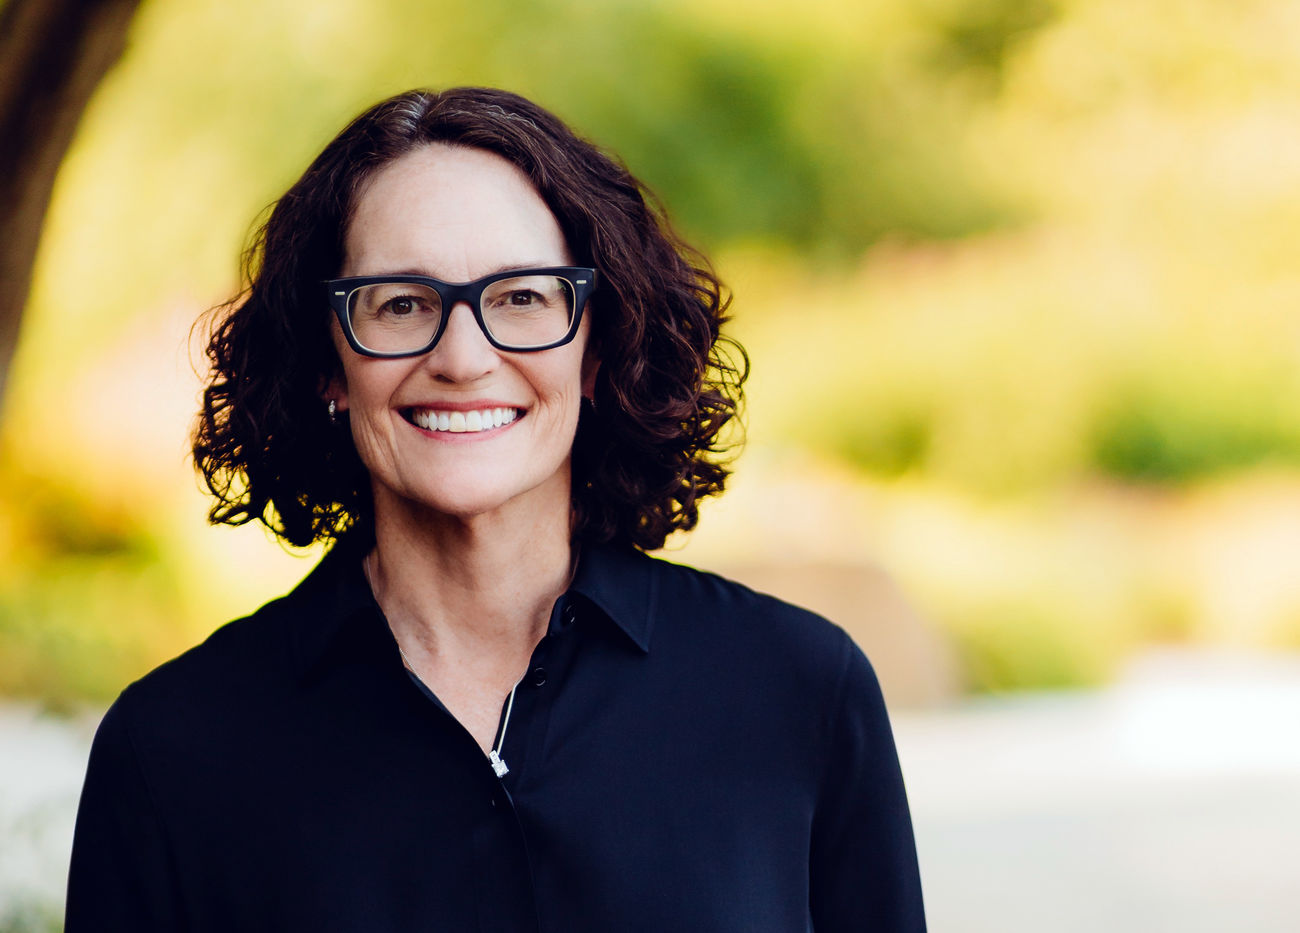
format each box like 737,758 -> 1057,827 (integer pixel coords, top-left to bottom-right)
365,487 -> 576,677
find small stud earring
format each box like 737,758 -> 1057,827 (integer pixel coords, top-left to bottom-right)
328,399 -> 337,423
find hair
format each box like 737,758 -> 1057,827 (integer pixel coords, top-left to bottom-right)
194,87 -> 747,551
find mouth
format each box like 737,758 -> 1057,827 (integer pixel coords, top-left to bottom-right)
404,406 -> 521,434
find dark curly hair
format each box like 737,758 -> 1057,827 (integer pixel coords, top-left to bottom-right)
194,87 -> 746,551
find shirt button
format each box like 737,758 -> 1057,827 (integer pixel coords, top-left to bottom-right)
563,605 -> 577,626
530,667 -> 547,687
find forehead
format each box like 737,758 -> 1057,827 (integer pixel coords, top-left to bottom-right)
342,143 -> 571,279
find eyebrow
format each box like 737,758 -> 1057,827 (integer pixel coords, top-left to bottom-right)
375,262 -> 565,281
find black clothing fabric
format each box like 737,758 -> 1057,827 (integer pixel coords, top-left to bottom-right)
66,539 -> 925,931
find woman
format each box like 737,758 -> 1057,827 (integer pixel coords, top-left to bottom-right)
67,87 -> 925,931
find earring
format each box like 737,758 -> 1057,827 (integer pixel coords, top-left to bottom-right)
328,399 -> 338,423
582,395 -> 597,414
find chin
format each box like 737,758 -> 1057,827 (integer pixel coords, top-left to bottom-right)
380,465 -> 573,527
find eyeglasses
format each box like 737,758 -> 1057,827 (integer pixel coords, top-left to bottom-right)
324,267 -> 597,358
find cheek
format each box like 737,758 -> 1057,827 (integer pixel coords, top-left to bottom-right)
547,354 -> 590,405
337,361 -> 411,438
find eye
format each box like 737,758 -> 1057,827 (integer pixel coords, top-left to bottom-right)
368,290 -> 441,318
507,289 -> 542,307
481,275 -> 568,318
485,288 -> 543,312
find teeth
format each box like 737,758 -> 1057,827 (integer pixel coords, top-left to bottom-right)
413,407 -> 518,434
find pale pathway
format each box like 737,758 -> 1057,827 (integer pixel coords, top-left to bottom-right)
895,650 -> 1300,933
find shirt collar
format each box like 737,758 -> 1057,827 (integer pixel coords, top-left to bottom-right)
568,543 -> 656,653
290,536 -> 657,683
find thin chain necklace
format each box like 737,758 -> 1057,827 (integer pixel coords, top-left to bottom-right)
363,551 -> 519,778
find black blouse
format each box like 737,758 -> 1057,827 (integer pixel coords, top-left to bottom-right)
66,538 -> 926,931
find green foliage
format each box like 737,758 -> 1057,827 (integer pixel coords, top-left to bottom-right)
1089,375 -> 1300,483
921,0 -> 1060,81
740,227 -> 1300,495
951,599 -> 1113,692
0,898 -> 62,933
0,462 -> 185,704
343,0 -> 1023,252
0,555 -> 180,704
31,0 -> 1019,350
834,406 -> 934,479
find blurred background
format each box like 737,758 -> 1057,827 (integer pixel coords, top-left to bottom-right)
2,0 -> 1299,929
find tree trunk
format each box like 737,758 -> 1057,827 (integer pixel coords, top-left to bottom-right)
0,0 -> 143,417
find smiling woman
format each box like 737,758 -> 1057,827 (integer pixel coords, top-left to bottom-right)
326,144 -> 596,532
64,88 -> 925,932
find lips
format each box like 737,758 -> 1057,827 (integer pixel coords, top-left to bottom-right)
406,406 -> 520,434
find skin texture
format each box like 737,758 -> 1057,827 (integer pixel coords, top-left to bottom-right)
328,143 -> 598,751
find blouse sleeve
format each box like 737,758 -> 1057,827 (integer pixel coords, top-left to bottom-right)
809,638 -> 927,931
65,696 -> 184,931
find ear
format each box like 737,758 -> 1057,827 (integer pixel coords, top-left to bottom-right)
320,316 -> 351,411
321,372 -> 349,412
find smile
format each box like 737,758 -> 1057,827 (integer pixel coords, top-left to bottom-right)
406,407 -> 520,434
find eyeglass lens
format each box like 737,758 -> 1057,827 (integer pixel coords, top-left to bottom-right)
346,274 -> 576,353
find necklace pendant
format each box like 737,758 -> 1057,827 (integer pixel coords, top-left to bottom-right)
488,749 -> 509,778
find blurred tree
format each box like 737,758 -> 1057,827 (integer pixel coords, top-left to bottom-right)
922,0 -> 1058,86
0,0 -> 142,415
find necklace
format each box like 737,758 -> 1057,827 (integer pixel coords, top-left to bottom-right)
362,551 -> 518,778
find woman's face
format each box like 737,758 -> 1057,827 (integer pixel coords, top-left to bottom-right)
329,143 -> 597,527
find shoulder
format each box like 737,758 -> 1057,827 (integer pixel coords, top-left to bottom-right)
618,549 -> 866,703
648,552 -> 848,642
117,540 -> 367,714
74,592 -> 307,823
609,551 -> 894,785
111,591 -> 300,732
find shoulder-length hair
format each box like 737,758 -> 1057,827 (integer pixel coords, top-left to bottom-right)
194,87 -> 746,551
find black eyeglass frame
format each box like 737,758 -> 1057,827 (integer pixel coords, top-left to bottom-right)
324,266 -> 598,358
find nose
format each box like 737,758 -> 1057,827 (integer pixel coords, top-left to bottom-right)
425,301 -> 499,382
